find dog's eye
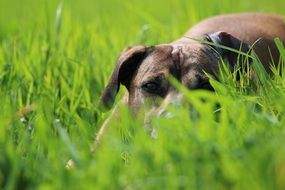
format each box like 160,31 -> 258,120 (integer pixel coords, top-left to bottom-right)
142,82 -> 159,93
142,82 -> 164,95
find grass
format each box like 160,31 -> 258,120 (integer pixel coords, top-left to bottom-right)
1,0 -> 285,189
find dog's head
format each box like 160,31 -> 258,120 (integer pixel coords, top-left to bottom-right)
101,31 -> 251,113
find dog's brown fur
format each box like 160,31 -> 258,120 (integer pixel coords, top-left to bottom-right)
183,13 -> 285,72
96,12 -> 285,145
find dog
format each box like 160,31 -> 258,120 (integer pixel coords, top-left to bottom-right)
95,12 -> 285,146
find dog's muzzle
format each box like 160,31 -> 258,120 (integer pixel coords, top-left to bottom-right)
143,92 -> 184,138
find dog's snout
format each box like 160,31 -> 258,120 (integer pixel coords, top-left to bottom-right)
147,92 -> 183,119
157,109 -> 174,118
156,93 -> 183,118
164,92 -> 184,107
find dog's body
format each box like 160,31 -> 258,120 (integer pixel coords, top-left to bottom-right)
178,13 -> 285,72
96,13 -> 285,145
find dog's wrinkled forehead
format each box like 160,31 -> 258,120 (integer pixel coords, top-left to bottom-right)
135,43 -> 217,82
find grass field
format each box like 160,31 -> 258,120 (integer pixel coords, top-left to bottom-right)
1,0 -> 285,189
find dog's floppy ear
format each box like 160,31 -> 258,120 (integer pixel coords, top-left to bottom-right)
205,31 -> 251,71
100,45 -> 149,109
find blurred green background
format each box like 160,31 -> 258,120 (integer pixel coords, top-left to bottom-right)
1,0 -> 285,40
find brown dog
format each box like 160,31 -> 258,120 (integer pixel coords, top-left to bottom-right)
96,12 -> 285,145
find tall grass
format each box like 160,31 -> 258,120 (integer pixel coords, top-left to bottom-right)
1,0 -> 285,189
